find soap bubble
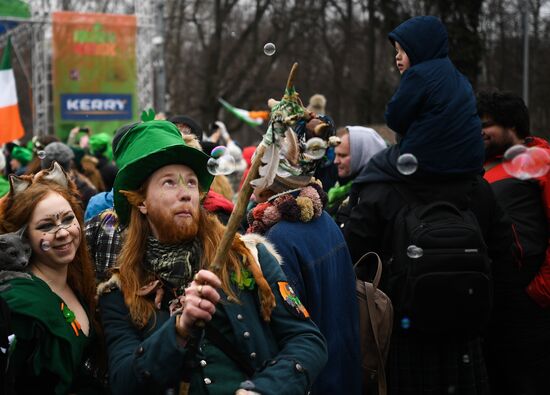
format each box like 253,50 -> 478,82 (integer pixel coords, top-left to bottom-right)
397,153 -> 418,175
406,245 -> 423,259
462,354 -> 470,364
502,145 -> 550,180
211,145 -> 228,159
207,155 -> 236,176
263,42 -> 276,56
100,212 -> 118,235
37,150 -> 47,160
40,240 -> 51,251
401,317 -> 411,329
303,137 -> 327,160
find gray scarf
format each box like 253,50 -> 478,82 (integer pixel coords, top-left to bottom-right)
143,236 -> 202,290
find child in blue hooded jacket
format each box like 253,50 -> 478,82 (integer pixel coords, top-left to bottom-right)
385,15 -> 484,176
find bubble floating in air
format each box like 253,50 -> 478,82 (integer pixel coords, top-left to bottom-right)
207,155 -> 236,176
406,245 -> 423,259
263,42 -> 276,56
401,317 -> 411,329
502,145 -> 550,180
211,145 -> 228,159
40,240 -> 51,251
397,153 -> 418,175
462,354 -> 470,364
100,212 -> 119,235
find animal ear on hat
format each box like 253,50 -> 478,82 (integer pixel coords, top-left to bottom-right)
39,162 -> 69,189
9,174 -> 31,196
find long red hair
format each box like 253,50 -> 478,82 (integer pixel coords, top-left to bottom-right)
0,178 -> 97,318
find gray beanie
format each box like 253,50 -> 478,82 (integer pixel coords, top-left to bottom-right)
41,142 -> 74,171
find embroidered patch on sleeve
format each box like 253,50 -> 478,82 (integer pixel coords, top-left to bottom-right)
278,281 -> 310,319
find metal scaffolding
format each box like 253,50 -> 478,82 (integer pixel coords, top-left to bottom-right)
1,0 -> 158,136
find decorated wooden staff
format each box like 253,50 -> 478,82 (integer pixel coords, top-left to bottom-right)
208,62 -> 319,320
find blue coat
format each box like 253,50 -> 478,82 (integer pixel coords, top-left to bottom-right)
266,212 -> 361,395
385,15 -> 484,175
99,241 -> 328,395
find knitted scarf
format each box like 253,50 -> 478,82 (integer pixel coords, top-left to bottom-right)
247,182 -> 328,235
143,236 -> 202,290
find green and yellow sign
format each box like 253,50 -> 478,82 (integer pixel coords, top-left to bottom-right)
52,12 -> 137,140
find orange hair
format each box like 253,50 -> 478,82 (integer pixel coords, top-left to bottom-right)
117,186 -> 272,328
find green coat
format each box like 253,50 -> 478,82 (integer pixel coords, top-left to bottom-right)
0,276 -> 96,395
0,175 -> 9,198
99,241 -> 328,395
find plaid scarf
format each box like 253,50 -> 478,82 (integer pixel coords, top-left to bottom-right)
143,236 -> 202,290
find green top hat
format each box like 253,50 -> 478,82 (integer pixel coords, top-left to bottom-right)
113,120 -> 214,225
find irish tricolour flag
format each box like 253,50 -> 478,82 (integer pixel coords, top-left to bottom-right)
218,97 -> 269,127
0,38 -> 25,144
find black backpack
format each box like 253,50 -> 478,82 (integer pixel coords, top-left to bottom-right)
386,184 -> 492,336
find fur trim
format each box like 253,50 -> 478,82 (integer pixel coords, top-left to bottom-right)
97,272 -> 121,296
240,233 -> 282,266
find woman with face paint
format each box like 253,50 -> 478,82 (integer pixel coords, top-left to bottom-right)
0,162 -> 103,395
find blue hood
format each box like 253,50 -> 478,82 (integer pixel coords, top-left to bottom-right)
388,16 -> 448,66
383,16 -> 484,177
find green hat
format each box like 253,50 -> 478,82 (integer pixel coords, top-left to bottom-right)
89,133 -> 111,155
11,146 -> 33,166
113,120 -> 214,225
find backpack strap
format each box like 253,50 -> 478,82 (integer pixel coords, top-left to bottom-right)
355,252 -> 388,395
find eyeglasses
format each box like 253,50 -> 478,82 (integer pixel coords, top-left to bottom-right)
36,214 -> 77,234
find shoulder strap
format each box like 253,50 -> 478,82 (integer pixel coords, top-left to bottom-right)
205,325 -> 255,378
355,252 -> 388,395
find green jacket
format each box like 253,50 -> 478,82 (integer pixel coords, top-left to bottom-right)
99,237 -> 328,395
0,175 -> 9,198
0,276 -> 95,395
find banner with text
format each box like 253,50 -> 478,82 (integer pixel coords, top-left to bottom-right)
52,12 -> 137,140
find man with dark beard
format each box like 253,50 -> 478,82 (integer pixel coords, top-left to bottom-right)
97,120 -> 327,395
478,91 -> 550,395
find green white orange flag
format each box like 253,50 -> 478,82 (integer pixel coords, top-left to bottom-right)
0,38 -> 25,144
218,97 -> 269,127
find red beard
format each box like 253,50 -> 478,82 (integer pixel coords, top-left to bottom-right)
146,204 -> 200,244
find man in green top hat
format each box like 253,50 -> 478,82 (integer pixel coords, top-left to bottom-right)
98,119 -> 327,394
9,146 -> 32,176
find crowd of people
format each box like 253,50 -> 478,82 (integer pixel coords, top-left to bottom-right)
1,15 -> 550,395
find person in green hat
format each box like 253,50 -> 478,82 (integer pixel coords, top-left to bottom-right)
9,146 -> 32,176
89,132 -> 117,191
97,120 -> 327,395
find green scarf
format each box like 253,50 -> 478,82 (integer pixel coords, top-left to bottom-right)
143,237 -> 202,290
327,180 -> 353,209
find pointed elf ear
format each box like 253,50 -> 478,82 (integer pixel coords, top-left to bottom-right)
9,174 -> 31,196
40,162 -> 69,189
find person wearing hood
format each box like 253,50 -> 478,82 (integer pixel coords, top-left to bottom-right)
327,126 -> 387,226
343,16 -> 513,394
478,91 -> 550,395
